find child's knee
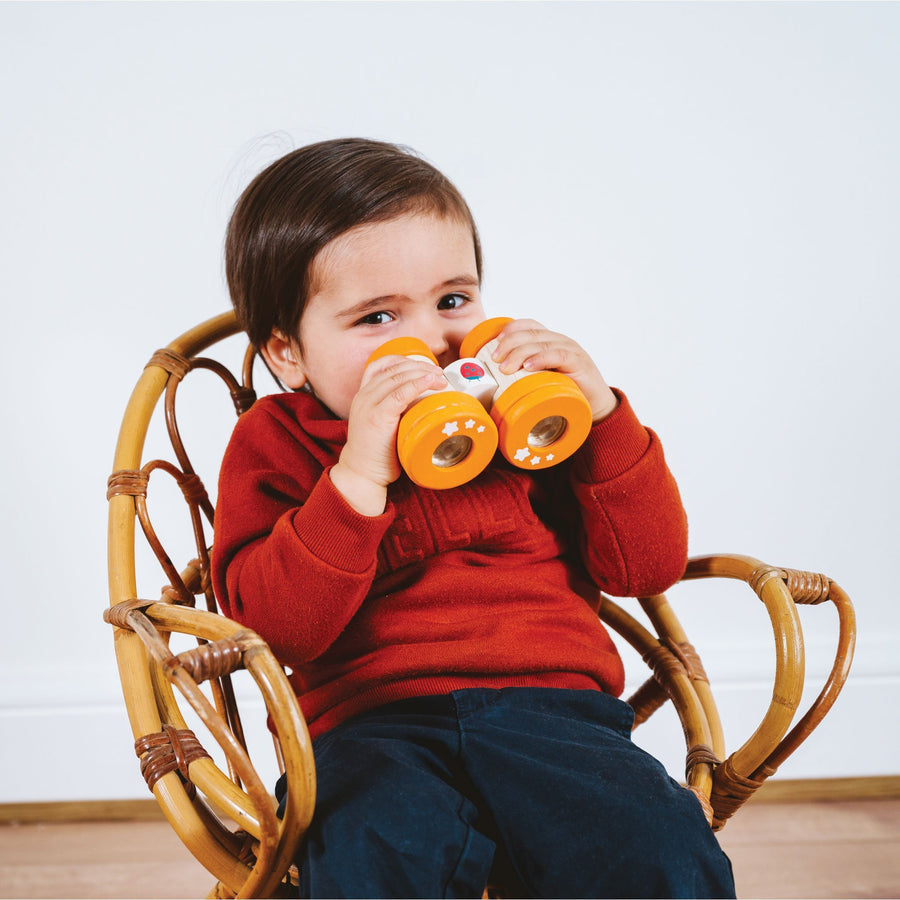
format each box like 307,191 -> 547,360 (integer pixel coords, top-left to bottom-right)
621,795 -> 735,899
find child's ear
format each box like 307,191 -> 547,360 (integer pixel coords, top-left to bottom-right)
260,329 -> 308,390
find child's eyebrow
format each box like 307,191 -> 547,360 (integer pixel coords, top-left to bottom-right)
442,275 -> 479,289
337,296 -> 396,321
337,277 -> 479,321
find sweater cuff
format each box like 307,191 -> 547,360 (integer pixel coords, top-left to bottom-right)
290,467 -> 394,573
572,389 -> 652,483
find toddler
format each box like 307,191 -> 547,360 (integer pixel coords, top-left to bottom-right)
212,137 -> 735,899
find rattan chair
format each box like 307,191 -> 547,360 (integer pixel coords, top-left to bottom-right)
105,310 -> 856,898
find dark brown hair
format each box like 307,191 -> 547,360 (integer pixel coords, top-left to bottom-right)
225,138 -> 483,348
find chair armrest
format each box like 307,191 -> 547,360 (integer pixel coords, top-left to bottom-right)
105,599 -> 315,898
597,552 -> 855,830
680,554 -> 856,826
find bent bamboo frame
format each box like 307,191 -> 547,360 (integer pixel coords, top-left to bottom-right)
107,312 -> 315,897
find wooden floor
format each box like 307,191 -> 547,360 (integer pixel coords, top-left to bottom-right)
1,798 -> 898,899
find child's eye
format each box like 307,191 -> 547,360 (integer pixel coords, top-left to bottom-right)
437,293 -> 469,311
356,311 -> 394,326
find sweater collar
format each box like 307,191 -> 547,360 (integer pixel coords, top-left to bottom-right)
271,390 -> 348,446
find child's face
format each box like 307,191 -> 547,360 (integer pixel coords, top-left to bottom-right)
265,212 -> 486,419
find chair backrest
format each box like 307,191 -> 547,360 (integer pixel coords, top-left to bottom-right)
106,311 -> 856,896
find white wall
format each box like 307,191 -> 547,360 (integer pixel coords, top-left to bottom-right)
1,1 -> 897,803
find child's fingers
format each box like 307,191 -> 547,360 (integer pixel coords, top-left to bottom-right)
358,355 -> 447,413
518,343 -> 578,374
491,320 -> 582,375
362,354 -> 439,388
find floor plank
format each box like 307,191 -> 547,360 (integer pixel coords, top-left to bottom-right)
0,820 -> 212,899
1,799 -> 898,899
717,800 -> 900,899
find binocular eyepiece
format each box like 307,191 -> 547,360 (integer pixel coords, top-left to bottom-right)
368,317 -> 592,489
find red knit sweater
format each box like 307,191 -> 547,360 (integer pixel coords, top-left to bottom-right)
211,389 -> 688,740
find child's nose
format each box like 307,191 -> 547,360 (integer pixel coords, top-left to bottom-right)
420,327 -> 452,366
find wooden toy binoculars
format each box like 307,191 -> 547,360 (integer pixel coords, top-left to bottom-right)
368,317 -> 592,489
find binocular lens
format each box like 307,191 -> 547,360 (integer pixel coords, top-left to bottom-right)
432,434 -> 474,468
528,415 -> 568,448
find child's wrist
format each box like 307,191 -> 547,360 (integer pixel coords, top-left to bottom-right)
329,462 -> 388,517
590,386 -> 619,423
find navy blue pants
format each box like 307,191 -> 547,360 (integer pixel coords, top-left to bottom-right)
277,688 -> 735,899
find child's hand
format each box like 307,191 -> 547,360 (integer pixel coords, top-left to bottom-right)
490,319 -> 618,422
330,354 -> 447,515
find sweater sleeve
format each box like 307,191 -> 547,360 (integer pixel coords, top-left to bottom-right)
211,403 -> 395,666
567,390 -> 688,598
